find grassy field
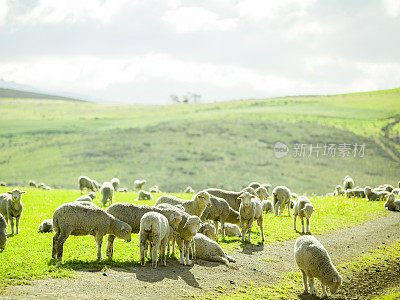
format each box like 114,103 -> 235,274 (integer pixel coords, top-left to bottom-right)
0,88 -> 399,193
0,186 -> 388,292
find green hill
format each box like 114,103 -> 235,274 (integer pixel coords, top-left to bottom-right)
0,89 -> 399,194
0,87 -> 86,102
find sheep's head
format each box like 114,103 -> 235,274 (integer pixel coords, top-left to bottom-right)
196,191 -> 211,207
184,216 -> 202,236
169,212 -> 182,230
6,189 -> 26,202
241,186 -> 256,196
262,183 -> 272,192
327,274 -> 342,294
0,230 -> 6,251
116,224 -> 132,242
301,203 -> 315,218
238,191 -> 255,207
387,193 -> 396,203
88,192 -> 96,199
199,223 -> 217,241
385,185 -> 394,192
255,187 -> 269,201
364,186 -> 372,194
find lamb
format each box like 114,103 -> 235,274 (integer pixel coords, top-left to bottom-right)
155,191 -> 212,217
345,188 -> 365,198
149,185 -> 161,193
294,235 -> 342,297
238,192 -> 264,243
76,192 -> 96,202
200,195 -> 240,240
222,223 -> 241,237
332,185 -> 344,197
138,190 -> 153,201
184,186 -> 195,193
193,233 -> 236,264
111,178 -> 120,191
384,193 -> 400,211
364,186 -> 390,201
205,187 -> 257,211
272,186 -> 291,216
52,202 -> 132,260
0,213 -> 7,251
293,196 -> 315,234
134,179 -> 147,191
261,200 -> 273,213
0,188 -> 26,234
343,176 -> 354,190
78,176 -> 96,193
28,180 -> 37,188
197,222 -> 217,241
139,211 -> 182,268
117,187 -> 129,193
38,219 -> 53,233
105,203 -> 183,258
100,182 -> 114,206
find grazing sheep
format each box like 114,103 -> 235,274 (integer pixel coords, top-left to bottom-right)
345,188 -> 366,198
117,187 -> 129,193
261,200 -> 273,213
76,192 -> 96,202
149,185 -> 161,193
248,182 -> 262,189
0,182 -> 6,187
197,222 -> 217,241
138,190 -> 153,201
398,181 -> 400,189
155,191 -> 211,217
52,202 -> 132,260
205,187 -> 257,211
294,235 -> 342,297
139,211 -> 182,268
0,188 -> 26,234
364,186 -> 389,201
38,219 -> 53,233
392,188 -> 400,195
184,186 -> 195,193
105,203 -> 183,258
200,195 -> 240,240
92,180 -> 101,191
383,184 -> 394,192
42,186 -> 52,190
238,192 -> 264,243
100,182 -> 114,206
343,176 -> 354,190
293,196 -> 315,234
332,185 -> 344,197
193,233 -> 236,264
0,213 -> 7,251
37,182 -> 45,189
134,179 -> 147,191
78,176 -> 96,193
384,193 -> 400,211
111,178 -> 120,191
254,186 -> 270,201
222,223 -> 241,237
272,186 -> 291,216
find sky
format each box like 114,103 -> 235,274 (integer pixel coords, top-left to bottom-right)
0,0 -> 399,104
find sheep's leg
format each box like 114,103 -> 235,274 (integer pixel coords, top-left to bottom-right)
287,203 -> 291,216
177,238 -> 185,265
293,214 -> 297,231
94,233 -> 104,260
211,255 -> 229,264
221,221 -> 226,240
52,232 -> 60,259
274,203 -> 279,216
9,216 -> 14,235
213,221 -> 219,240
241,222 -> 246,242
322,284 -> 327,297
257,218 -> 264,242
308,277 -> 315,294
139,240 -> 146,266
300,270 -> 308,293
15,215 -> 20,234
248,219 -> 254,243
151,243 -> 158,269
160,239 -> 167,266
172,236 -> 176,255
57,231 -> 70,260
106,235 -> 116,258
306,218 -> 310,234
184,241 -> 191,266
301,217 -> 305,234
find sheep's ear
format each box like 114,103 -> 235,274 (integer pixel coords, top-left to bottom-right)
332,277 -> 337,283
6,191 -> 12,194
20,191 -> 26,194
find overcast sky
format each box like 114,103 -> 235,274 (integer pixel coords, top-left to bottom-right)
0,0 -> 399,104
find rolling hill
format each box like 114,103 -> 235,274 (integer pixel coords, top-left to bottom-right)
0,88 -> 399,194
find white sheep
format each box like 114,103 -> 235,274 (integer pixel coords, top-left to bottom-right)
0,213 -> 7,251
0,188 -> 26,234
261,200 -> 273,213
100,182 -> 114,206
238,192 -> 264,243
42,185 -> 52,190
193,233 -> 236,264
248,182 -> 261,189
294,235 -> 342,297
139,211 -> 182,268
52,202 -> 132,260
134,179 -> 147,191
197,222 -> 217,241
343,176 -> 354,190
78,176 -> 96,193
149,185 -> 161,193
384,193 -> 400,211
364,186 -> 389,201
0,182 -> 5,187
37,182 -> 45,189
392,188 -> 400,195
254,186 -> 270,201
184,186 -> 195,193
205,187 -> 257,211
222,223 -> 241,237
155,191 -> 211,217
293,196 -> 315,234
345,188 -> 365,198
175,214 -> 203,265
76,192 -> 96,202
332,185 -> 344,197
272,186 -> 291,216
117,187 -> 129,192
28,180 -> 37,188
111,178 -> 120,191
138,190 -> 153,201
92,180 -> 101,191
38,219 -> 53,233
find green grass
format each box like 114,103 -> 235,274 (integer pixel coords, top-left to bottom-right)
0,88 -> 399,193
0,187 -> 388,292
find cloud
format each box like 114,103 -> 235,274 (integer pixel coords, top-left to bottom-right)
162,6 -> 237,33
382,0 -> 400,17
0,0 -> 9,24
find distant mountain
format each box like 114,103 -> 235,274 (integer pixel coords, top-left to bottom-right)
0,87 -> 88,102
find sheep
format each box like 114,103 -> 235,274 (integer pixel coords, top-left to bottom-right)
52,202 -> 132,260
383,184 -> 394,192
200,195 -> 240,240
294,235 -> 342,297
272,186 -> 291,216
392,188 -> 400,195
0,188 -> 26,235
110,178 -> 120,191
117,187 -> 129,193
261,200 -> 273,213
92,180 -> 101,191
149,185 -> 161,193
174,213 -> 202,265
197,222 -> 217,241
139,211 -> 182,268
332,185 -> 344,197
134,179 -> 147,191
76,192 -> 96,202
78,176 -> 96,193
105,203 -> 183,258
184,186 -> 195,193
248,182 -> 262,189
193,233 -> 236,264
364,186 -> 390,201
293,196 -> 315,234
343,176 -> 354,190
205,187 -> 257,211
254,186 -> 270,201
37,182 -> 45,189
38,219 -> 53,233
42,186 -> 52,190
238,192 -> 264,243
222,223 -> 241,237
138,190 -> 153,201
398,180 -> 400,188
0,213 -> 7,251
345,188 -> 366,198
100,182 -> 114,206
28,180 -> 37,188
155,191 -> 211,217
384,193 -> 400,211
0,182 -> 6,187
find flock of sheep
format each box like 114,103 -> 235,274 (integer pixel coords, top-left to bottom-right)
0,175 -> 399,298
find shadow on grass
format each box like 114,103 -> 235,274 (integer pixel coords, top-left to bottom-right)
298,292 -> 344,300
240,241 -> 264,255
